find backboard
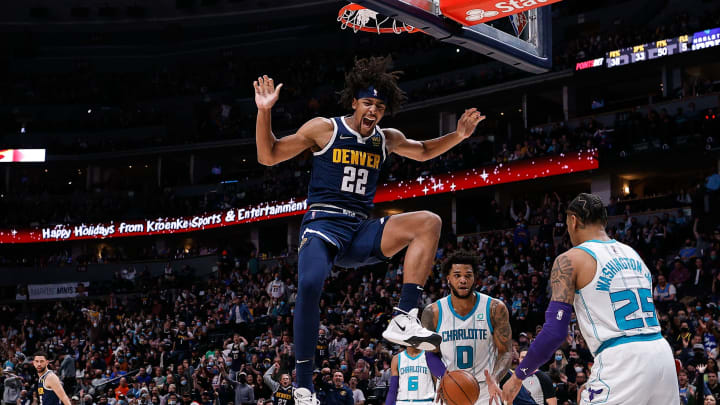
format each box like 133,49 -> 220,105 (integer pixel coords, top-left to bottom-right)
348,0 -> 553,73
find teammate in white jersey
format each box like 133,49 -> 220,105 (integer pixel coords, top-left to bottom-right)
421,253 -> 512,405
501,193 -> 679,405
386,347 -> 443,405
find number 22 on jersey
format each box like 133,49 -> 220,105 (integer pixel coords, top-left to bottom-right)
341,166 -> 368,195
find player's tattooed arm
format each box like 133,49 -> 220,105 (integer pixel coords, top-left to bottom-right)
550,253 -> 577,304
490,299 -> 512,380
420,303 -> 440,352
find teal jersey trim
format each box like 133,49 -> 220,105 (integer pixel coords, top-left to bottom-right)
577,290 -> 601,342
586,239 -> 616,244
449,292 -> 480,321
435,302 -> 443,333
594,332 -> 663,356
404,350 -> 424,361
574,246 -> 597,261
486,298 -> 494,334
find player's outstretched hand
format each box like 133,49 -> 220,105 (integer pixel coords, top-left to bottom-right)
434,372 -> 445,404
483,370 -> 502,405
254,75 -> 283,111
500,372 -> 523,405
456,108 -> 486,139
698,364 -> 707,373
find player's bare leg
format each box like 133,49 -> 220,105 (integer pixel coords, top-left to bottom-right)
380,210 -> 443,350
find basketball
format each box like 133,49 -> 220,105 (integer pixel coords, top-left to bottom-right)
439,370 -> 480,405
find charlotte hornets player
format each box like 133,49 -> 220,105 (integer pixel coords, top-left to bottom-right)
254,56 -> 485,405
421,253 -> 514,405
386,347 -> 445,405
33,351 -> 72,405
501,193 -> 679,405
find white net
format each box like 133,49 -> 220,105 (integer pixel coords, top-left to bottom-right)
337,6 -> 417,34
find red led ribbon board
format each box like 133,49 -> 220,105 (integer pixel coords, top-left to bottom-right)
0,150 -> 597,244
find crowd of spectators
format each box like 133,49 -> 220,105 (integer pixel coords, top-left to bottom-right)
1,180 -> 720,405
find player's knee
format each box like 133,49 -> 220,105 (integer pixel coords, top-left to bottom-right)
419,211 -> 442,235
298,267 -> 326,295
298,238 -> 331,294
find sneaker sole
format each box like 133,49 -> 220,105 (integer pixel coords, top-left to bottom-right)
382,331 -> 442,351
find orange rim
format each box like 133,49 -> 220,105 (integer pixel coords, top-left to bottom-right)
337,3 -> 422,34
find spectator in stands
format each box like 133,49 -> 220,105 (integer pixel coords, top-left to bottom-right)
679,370 -> 696,405
654,274 -> 678,311
228,296 -> 254,329
348,377 -> 364,405
114,378 -> 129,400
319,372 -> 353,405
222,368 -> 255,405
2,367 -> 22,405
671,260 -> 692,295
266,274 -> 286,301
60,351 -> 77,393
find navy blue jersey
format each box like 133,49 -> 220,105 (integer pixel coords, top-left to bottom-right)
38,371 -> 61,405
307,116 -> 386,215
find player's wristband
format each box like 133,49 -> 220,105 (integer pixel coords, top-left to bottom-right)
386,376 -> 399,405
514,301 -> 572,380
425,351 -> 447,378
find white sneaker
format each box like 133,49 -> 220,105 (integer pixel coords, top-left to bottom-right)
294,387 -> 320,405
382,307 -> 442,351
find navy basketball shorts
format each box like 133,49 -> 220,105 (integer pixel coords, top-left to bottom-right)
299,210 -> 390,268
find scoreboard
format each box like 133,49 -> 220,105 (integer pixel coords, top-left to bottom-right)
575,27 -> 720,71
605,35 -> 690,68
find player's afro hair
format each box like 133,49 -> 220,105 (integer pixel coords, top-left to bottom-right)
339,55 -> 406,116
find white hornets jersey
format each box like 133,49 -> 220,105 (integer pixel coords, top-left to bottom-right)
573,239 -> 662,356
397,350 -> 435,403
436,292 -> 496,382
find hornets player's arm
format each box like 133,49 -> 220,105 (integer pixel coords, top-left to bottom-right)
420,303 -> 439,352
501,250 -> 588,403
43,372 -> 72,405
384,109 -> 485,162
386,354 -> 400,405
489,299 -> 512,381
254,75 -> 332,166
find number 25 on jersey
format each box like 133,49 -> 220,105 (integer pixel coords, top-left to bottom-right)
611,288 -> 659,330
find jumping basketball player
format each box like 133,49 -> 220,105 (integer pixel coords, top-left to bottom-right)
421,253 -> 514,405
386,347 -> 444,405
33,351 -> 72,405
501,193 -> 679,405
254,56 -> 485,405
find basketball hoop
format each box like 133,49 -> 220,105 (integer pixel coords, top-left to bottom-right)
337,3 -> 421,34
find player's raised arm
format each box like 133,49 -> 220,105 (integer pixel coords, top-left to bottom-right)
501,250 -> 582,404
254,75 -> 327,166
44,372 -> 71,405
384,109 -> 485,162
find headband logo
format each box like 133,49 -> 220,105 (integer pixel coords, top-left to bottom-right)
373,88 -> 378,96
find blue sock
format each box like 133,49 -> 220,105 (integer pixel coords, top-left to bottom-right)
397,283 -> 423,313
294,237 -> 332,392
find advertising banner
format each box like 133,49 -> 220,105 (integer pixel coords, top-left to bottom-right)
0,150 -> 598,244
